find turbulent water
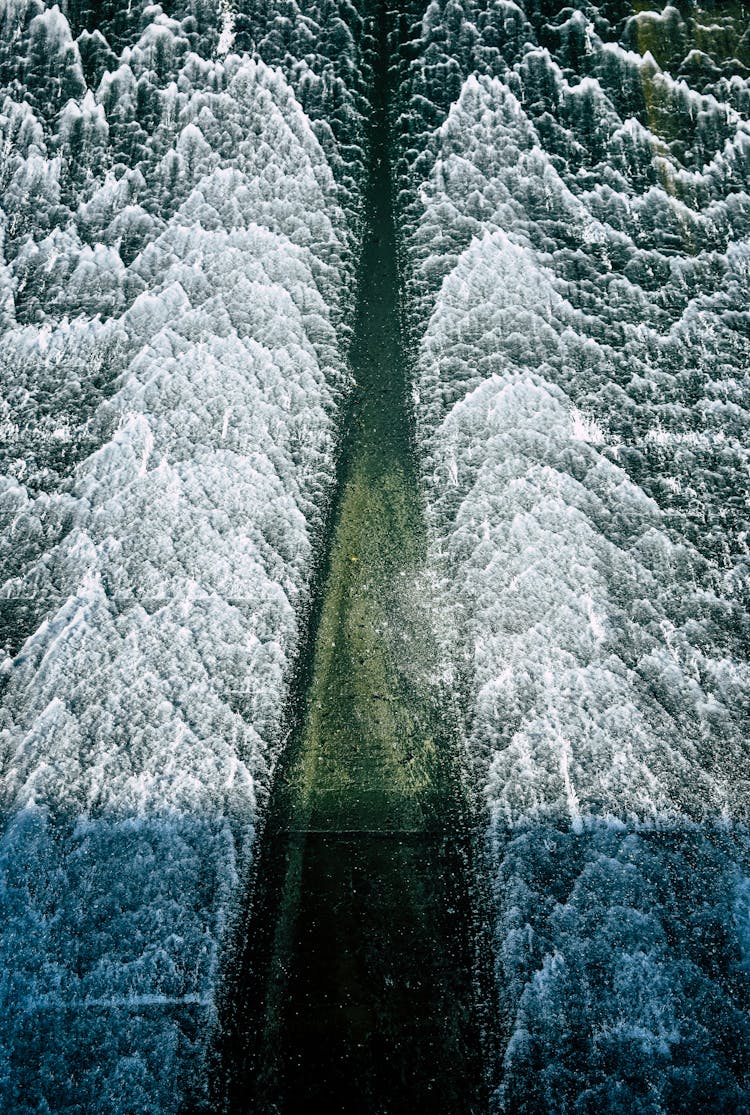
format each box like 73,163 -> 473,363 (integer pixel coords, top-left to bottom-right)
394,2 -> 750,1111
1,1 -> 749,1112
0,3 -> 371,1110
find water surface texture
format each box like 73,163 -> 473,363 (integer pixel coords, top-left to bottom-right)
221,6 -> 487,1113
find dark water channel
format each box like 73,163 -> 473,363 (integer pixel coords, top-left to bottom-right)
217,6 -> 488,1112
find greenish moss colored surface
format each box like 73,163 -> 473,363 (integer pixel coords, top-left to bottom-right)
220,7 -> 487,1112
290,456 -> 443,832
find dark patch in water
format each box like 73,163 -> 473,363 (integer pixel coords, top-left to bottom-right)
214,3 -> 490,1112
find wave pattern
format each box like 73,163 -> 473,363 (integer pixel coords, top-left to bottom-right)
398,3 -> 750,1110
0,3 -> 371,1110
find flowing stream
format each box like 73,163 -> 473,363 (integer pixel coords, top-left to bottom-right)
218,5 -> 489,1112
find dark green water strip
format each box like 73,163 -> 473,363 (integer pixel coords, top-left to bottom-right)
218,6 -> 487,1112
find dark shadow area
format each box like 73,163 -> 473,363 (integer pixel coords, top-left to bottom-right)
213,3 -> 491,1112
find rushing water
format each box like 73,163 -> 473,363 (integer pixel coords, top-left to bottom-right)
2,2 -> 748,1112
218,5 -> 489,1113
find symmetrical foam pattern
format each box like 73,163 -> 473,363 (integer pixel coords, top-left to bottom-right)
0,3 -> 371,1110
397,3 -> 750,1110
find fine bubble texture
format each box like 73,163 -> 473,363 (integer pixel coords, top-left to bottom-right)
397,2 -> 750,1111
0,3 -> 373,1111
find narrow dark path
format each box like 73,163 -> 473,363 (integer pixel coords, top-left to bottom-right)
217,6 -> 488,1113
